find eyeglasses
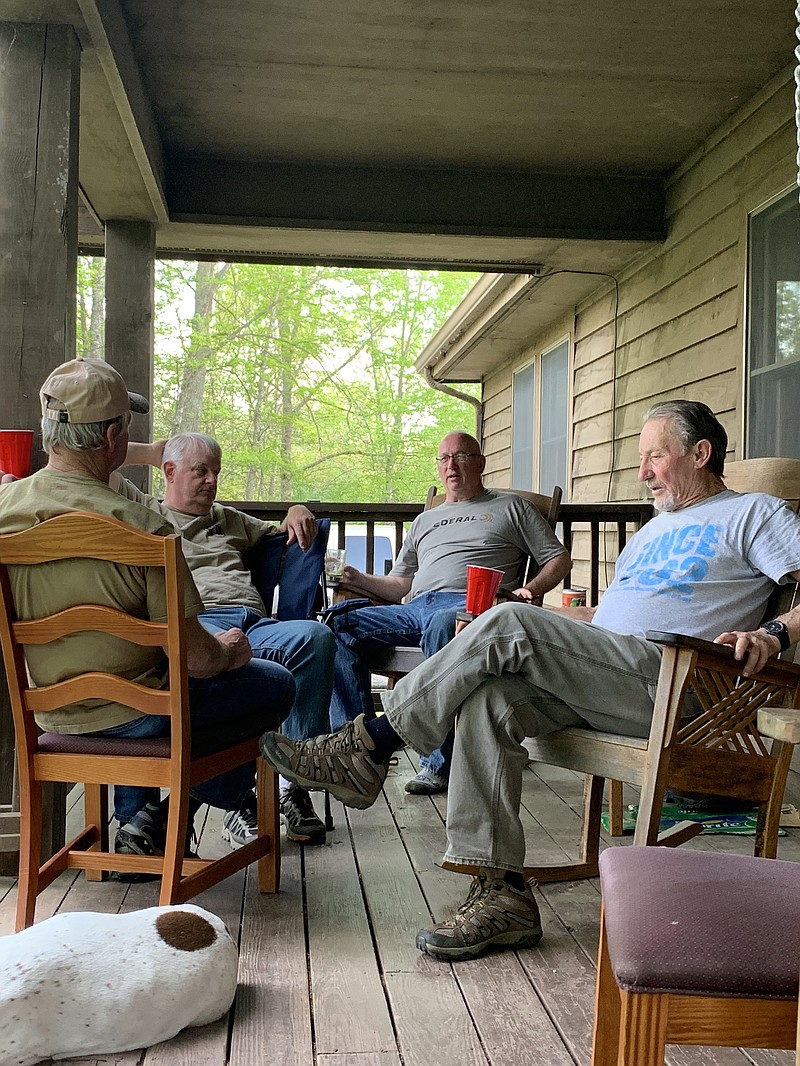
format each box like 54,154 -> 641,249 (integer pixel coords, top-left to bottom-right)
436,452 -> 481,464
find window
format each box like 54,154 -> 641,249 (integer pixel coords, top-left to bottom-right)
511,338 -> 569,494
747,190 -> 800,457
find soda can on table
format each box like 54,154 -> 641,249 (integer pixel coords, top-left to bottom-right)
561,588 -> 587,608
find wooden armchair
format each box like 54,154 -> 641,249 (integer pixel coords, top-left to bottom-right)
367,484 -> 563,682
0,512 -> 286,931
523,456 -> 800,884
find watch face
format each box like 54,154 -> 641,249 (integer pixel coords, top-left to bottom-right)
762,620 -> 790,649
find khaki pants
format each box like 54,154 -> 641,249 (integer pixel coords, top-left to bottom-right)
381,602 -> 663,873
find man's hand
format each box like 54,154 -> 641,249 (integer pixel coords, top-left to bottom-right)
510,586 -> 537,603
339,564 -> 367,590
0,469 -> 17,484
215,627 -> 253,671
282,505 -> 317,551
714,628 -> 780,678
125,439 -> 167,468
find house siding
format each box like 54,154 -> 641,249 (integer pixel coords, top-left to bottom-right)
482,64 -> 796,505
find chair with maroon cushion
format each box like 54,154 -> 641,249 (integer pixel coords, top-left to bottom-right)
592,847 -> 800,1065
0,511 -> 287,931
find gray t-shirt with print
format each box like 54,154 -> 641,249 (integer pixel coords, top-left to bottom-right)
391,488 -> 566,599
117,479 -> 278,612
593,490 -> 800,640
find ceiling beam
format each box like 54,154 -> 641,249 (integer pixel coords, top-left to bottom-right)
76,0 -> 167,224
168,158 -> 667,243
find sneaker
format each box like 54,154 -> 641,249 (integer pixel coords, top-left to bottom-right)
405,768 -> 448,795
280,786 -> 326,845
112,801 -> 167,882
112,799 -> 197,882
259,714 -> 388,810
221,790 -> 258,849
416,873 -> 543,961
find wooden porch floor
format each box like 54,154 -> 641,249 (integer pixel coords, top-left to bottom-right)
1,753 -> 797,1066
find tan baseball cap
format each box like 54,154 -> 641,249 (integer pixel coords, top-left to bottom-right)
40,357 -> 149,424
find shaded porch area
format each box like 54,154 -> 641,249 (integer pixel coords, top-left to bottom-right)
2,749 -> 796,1066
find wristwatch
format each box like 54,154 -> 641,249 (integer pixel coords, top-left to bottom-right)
760,619 -> 791,652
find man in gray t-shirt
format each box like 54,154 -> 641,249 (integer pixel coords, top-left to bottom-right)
329,430 -> 571,792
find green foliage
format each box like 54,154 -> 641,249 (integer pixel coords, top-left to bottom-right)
77,257 -> 480,502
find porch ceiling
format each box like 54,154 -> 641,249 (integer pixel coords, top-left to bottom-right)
5,1 -> 792,268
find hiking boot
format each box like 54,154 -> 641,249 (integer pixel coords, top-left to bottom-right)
221,790 -> 258,849
112,799 -> 196,882
405,768 -> 448,795
259,715 -> 388,810
280,786 -> 327,845
416,873 -> 543,961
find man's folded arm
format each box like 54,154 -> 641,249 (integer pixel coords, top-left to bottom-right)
339,568 -> 413,603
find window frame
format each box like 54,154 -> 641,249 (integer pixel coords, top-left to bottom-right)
510,335 -> 571,496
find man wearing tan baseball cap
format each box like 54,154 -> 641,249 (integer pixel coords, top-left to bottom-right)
39,356 -> 149,424
0,355 -> 294,880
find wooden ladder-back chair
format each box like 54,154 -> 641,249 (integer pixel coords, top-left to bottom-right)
0,512 -> 284,931
368,484 -> 563,682
523,457 -> 800,885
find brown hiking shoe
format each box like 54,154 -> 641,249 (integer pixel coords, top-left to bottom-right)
259,714 -> 388,810
416,873 -> 543,960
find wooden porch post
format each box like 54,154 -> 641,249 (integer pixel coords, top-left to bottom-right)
0,21 -> 80,873
105,220 -> 156,491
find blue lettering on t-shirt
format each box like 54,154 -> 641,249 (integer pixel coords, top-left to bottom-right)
618,523 -> 720,601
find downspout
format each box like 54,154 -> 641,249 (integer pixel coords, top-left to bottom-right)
423,366 -> 484,443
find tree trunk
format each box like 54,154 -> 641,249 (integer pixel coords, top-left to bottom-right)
172,261 -> 229,434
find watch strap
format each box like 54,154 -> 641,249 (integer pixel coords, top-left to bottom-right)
760,620 -> 791,652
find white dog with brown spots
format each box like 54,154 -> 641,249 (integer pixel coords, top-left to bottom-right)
0,905 -> 238,1066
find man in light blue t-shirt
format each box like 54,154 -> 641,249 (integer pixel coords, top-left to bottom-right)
259,400 -> 800,964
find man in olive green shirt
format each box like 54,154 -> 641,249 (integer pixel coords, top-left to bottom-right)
0,357 -> 294,871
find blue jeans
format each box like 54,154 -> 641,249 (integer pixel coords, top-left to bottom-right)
329,591 -> 465,779
88,658 -> 295,824
198,607 -> 335,740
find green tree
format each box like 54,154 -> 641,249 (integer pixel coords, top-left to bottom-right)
77,257 -> 480,503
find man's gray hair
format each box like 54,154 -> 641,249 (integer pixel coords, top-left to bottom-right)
41,413 -> 125,456
644,400 -> 727,477
162,432 -> 221,466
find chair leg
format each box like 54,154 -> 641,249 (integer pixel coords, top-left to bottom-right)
257,757 -> 281,893
83,783 -> 108,882
607,779 -> 625,836
160,788 -> 191,905
324,790 -> 334,832
524,774 -> 604,884
16,778 -> 43,932
591,908 -> 622,1066
617,990 -> 667,1066
755,739 -> 793,859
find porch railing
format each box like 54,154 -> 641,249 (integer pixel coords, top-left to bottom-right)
228,498 -> 653,606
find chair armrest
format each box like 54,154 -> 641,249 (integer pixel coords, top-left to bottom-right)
757,708 -> 800,743
335,586 -> 399,607
646,630 -> 800,679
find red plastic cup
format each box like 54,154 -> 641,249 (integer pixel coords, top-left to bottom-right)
465,565 -> 504,615
0,430 -> 33,479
